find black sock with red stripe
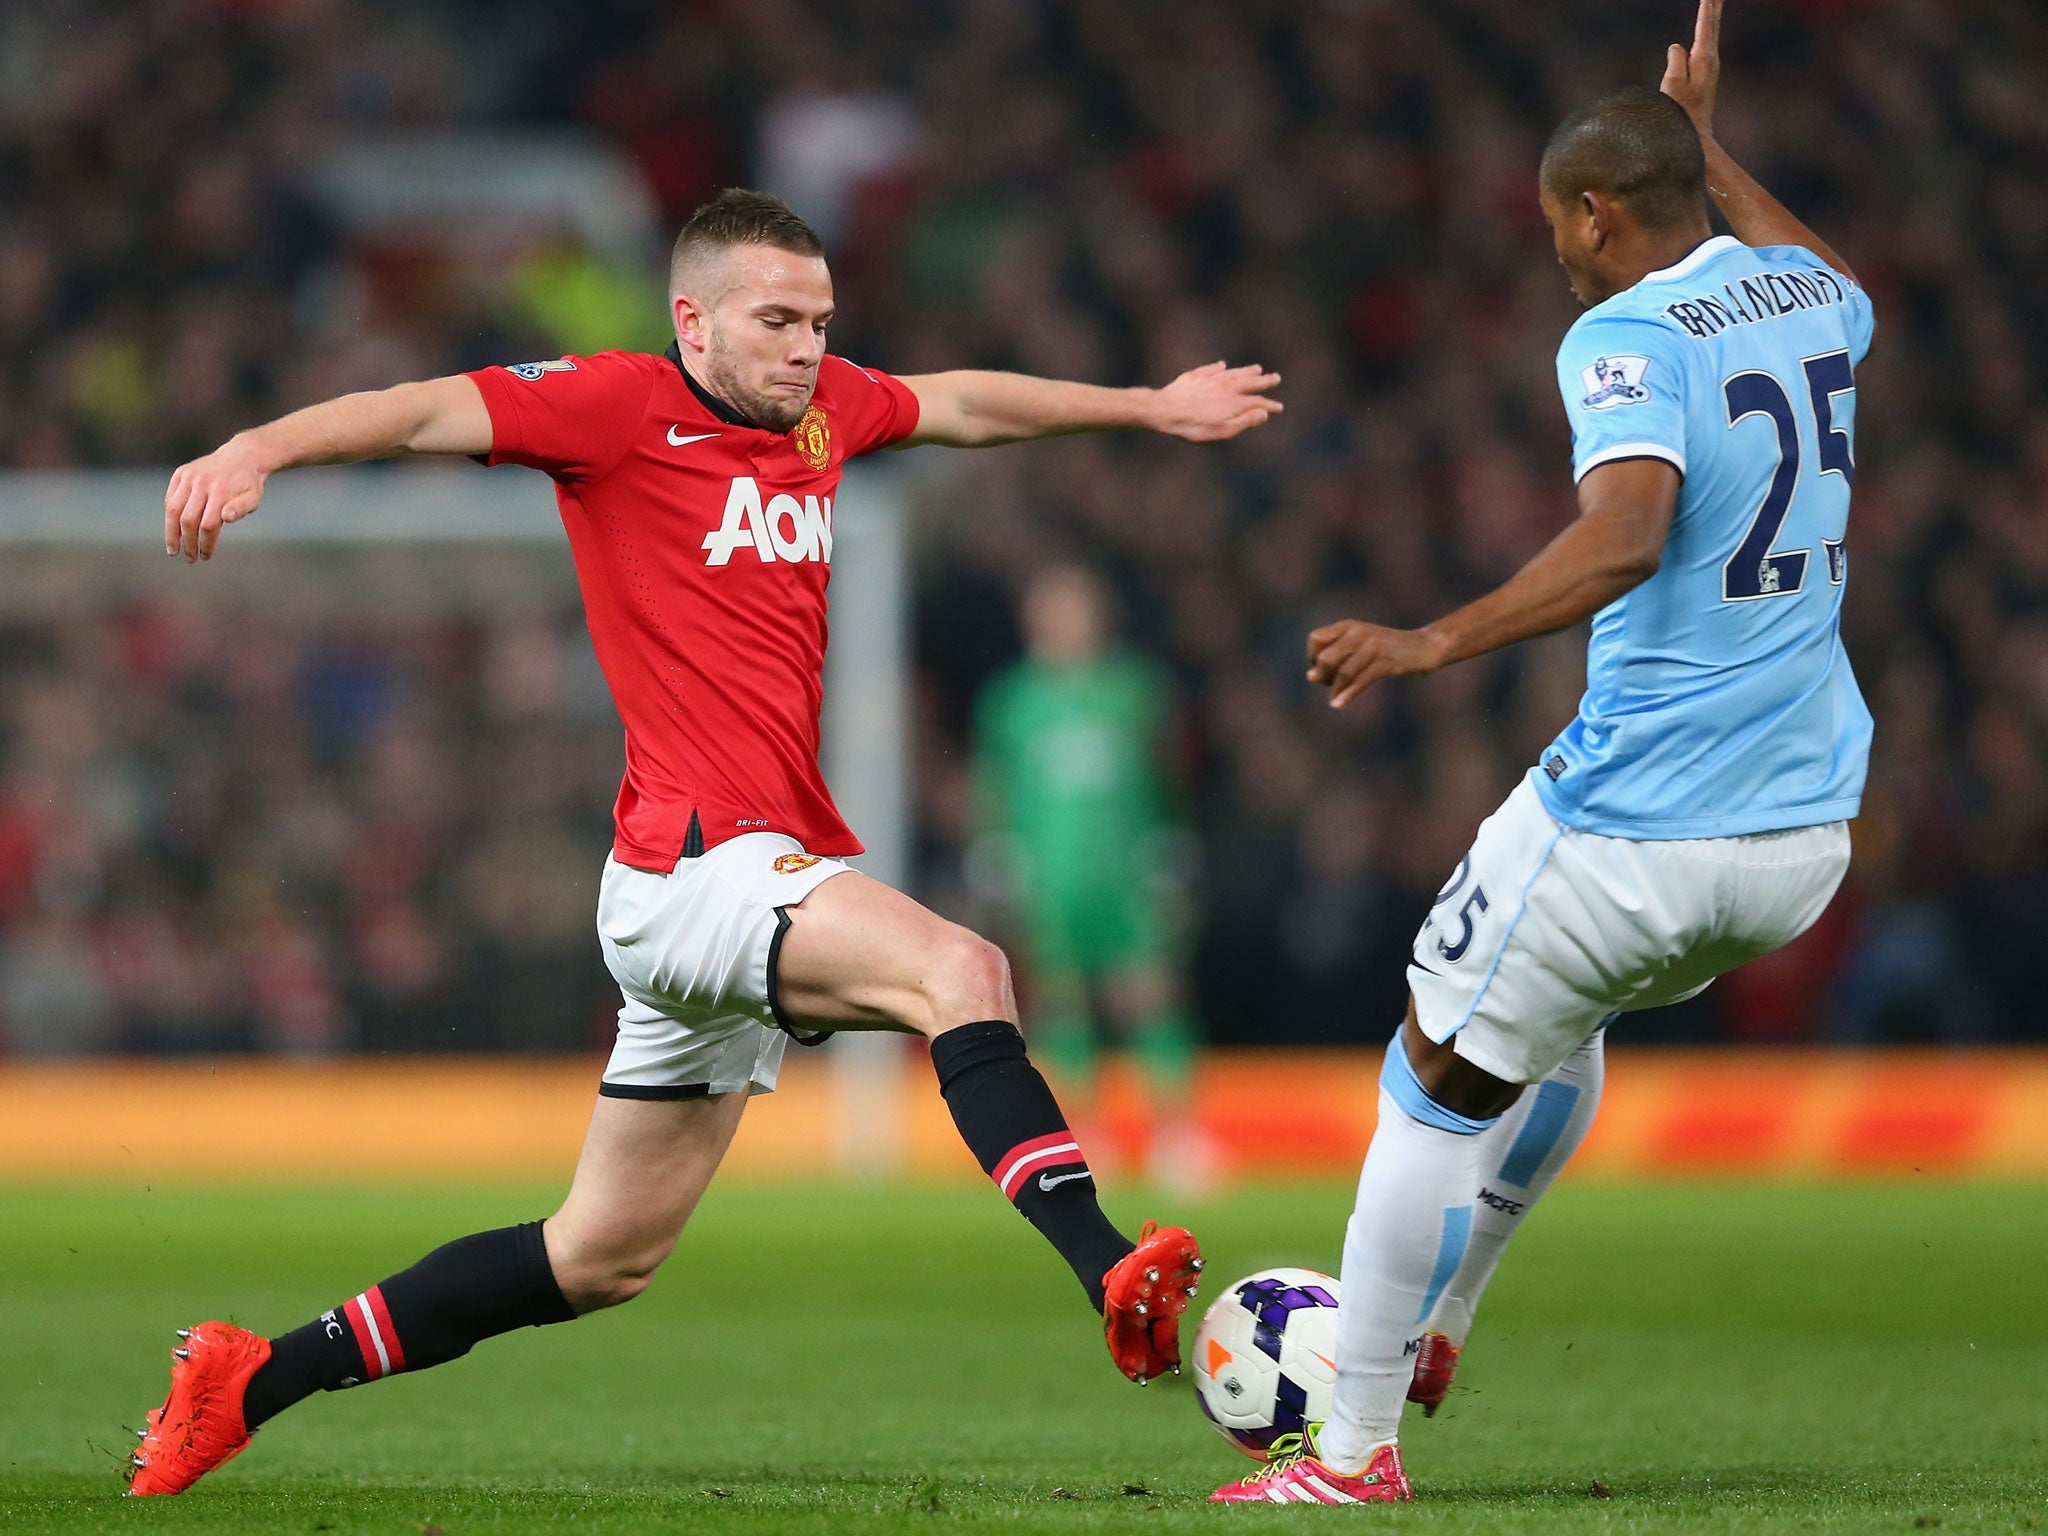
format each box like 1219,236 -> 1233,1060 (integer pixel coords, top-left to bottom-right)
929,1019 -> 1133,1311
241,1220 -> 572,1428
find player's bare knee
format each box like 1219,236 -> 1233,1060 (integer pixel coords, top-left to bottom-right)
1402,1014 -> 1522,1120
920,929 -> 1014,1036
545,1223 -> 676,1313
590,1264 -> 658,1310
556,1246 -> 668,1312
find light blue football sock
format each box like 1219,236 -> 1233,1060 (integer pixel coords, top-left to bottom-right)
1425,1029 -> 1606,1346
1319,1036 -> 1500,1471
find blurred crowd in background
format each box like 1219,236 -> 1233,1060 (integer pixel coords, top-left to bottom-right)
0,552 -> 623,1056
2,0 -> 2046,1054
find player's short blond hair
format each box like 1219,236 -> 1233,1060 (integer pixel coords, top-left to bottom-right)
668,189 -> 825,301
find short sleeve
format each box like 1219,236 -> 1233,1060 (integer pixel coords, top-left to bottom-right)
1555,316 -> 1691,484
820,354 -> 921,457
1789,248 -> 1876,365
465,352 -> 656,484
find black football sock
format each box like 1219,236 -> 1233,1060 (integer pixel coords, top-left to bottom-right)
241,1220 -> 573,1428
929,1019 -> 1134,1311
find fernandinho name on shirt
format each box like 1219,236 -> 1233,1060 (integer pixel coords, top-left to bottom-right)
1662,264 -> 1853,341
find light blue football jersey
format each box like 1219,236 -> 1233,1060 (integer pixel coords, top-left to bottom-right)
1533,235 -> 1875,839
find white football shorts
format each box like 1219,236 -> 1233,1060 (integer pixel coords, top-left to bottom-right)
1410,775 -> 1851,1084
595,833 -> 850,1099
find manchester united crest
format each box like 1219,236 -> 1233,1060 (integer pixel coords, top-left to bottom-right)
792,405 -> 831,472
773,853 -> 822,874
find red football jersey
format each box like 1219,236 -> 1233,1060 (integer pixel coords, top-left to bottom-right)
467,349 -> 920,868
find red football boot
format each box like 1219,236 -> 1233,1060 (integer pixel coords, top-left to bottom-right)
1101,1221 -> 1203,1384
1211,1431 -> 1413,1504
1408,1330 -> 1461,1417
125,1321 -> 272,1496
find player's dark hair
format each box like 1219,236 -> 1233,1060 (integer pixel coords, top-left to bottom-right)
1541,87 -> 1707,231
669,188 -> 825,297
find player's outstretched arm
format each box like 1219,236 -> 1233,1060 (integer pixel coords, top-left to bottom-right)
1660,0 -> 1858,285
1306,459 -> 1678,709
896,361 -> 1281,449
164,375 -> 493,562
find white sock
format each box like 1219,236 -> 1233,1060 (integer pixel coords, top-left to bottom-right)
1425,1030 -> 1605,1347
1318,1038 -> 1496,1473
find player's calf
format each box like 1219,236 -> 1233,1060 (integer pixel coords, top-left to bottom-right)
1316,1035 -> 1498,1472
225,1222 -> 572,1437
930,1020 -> 1205,1380
778,875 -> 1203,1377
931,1020 -> 1131,1302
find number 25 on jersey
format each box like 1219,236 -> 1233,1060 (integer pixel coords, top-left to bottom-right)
1721,350 -> 1853,603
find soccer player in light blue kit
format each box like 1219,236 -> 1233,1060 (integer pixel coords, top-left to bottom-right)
1214,1 -> 1873,1503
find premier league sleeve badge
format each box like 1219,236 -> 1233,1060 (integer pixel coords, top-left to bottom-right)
1579,354 -> 1653,410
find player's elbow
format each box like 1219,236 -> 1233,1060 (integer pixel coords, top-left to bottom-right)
385,381 -> 444,454
1616,541 -> 1663,585
924,381 -> 1018,448
1602,503 -> 1669,590
933,403 -> 1001,449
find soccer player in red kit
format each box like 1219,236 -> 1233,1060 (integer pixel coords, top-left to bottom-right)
127,190 -> 1281,1496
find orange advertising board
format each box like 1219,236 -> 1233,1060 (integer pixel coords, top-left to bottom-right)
2,1049 -> 2045,1182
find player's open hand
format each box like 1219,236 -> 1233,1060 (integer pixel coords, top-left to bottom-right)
165,440 -> 268,562
1306,619 -> 1451,709
1661,0 -> 1722,138
1149,361 -> 1282,442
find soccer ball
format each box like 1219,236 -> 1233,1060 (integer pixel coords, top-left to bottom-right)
1190,1267 -> 1342,1460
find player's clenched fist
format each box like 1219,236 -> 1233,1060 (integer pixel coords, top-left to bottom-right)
1147,360 -> 1283,442
1306,619 -> 1451,709
164,440 -> 268,562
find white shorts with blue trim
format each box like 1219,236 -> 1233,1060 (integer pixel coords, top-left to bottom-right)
595,834 -> 850,1100
1410,775 -> 1851,1084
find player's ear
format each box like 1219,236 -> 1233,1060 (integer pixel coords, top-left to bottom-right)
672,291 -> 709,353
1582,190 -> 1611,252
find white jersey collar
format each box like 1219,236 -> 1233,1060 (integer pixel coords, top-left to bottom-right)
1641,235 -> 1743,285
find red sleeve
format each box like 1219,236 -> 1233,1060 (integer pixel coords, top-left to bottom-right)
465,352 -> 657,484
821,354 -> 921,458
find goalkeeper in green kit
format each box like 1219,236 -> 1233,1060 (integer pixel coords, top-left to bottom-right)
973,565 -> 1216,1188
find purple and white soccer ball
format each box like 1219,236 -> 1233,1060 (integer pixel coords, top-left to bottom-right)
1190,1266 -> 1342,1461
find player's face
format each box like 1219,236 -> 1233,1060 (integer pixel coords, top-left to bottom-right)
1539,184 -> 1608,308
687,246 -> 836,433
1024,571 -> 1107,664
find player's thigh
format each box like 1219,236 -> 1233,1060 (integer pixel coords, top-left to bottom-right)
545,1089 -> 750,1301
598,839 -> 844,1023
1409,779 -> 1671,1084
596,842 -> 844,1099
775,869 -> 1014,1035
1626,820 -> 1853,1010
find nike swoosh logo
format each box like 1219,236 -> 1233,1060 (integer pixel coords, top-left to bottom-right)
1038,1169 -> 1093,1192
667,427 -> 719,447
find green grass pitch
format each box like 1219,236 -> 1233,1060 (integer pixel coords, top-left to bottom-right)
1,1177 -> 2044,1533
